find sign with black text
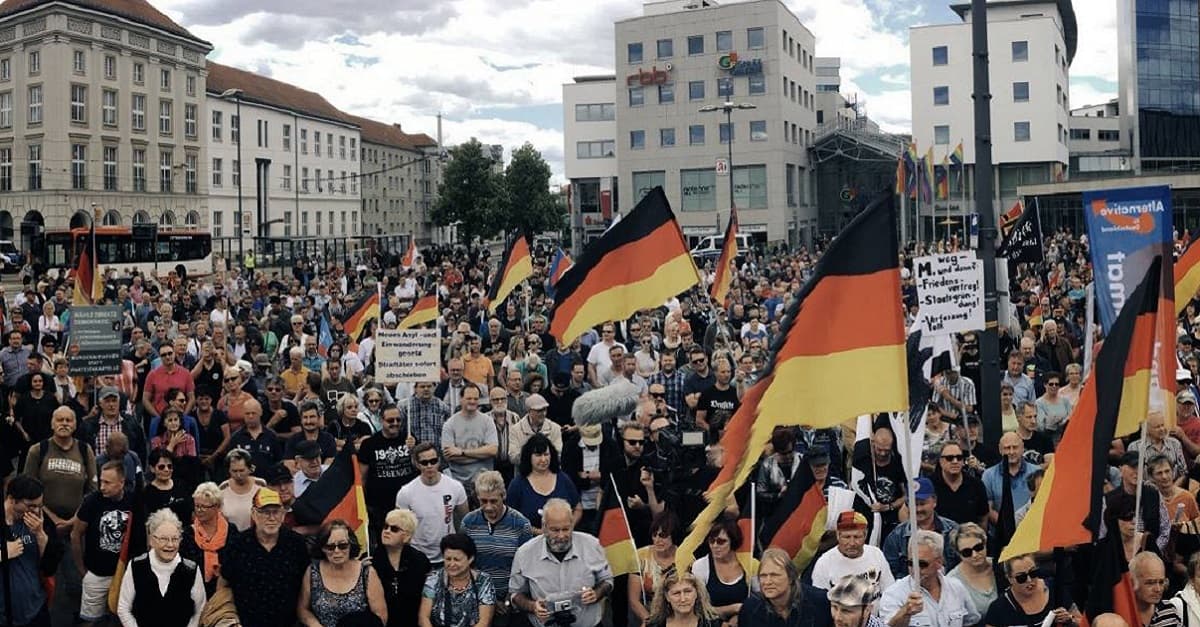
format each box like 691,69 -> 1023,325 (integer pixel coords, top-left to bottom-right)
914,252 -> 984,336
67,306 -> 123,375
375,329 -> 441,384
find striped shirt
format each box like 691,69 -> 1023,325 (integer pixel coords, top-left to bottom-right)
461,507 -> 536,599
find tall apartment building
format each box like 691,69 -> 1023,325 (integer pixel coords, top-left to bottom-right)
0,0 -> 212,251
345,114 -> 440,242
614,0 -> 818,245
1118,0 -> 1200,173
910,0 -> 1075,221
206,62 -> 361,251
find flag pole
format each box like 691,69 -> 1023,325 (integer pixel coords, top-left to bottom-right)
750,481 -> 757,557
1083,282 -> 1096,378
1134,419 -> 1149,546
609,474 -> 644,606
961,140 -> 968,248
902,411 -> 920,590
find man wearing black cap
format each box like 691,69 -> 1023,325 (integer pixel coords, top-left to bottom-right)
1104,451 -> 1169,552
545,371 -> 580,433
290,439 -> 326,498
78,386 -> 148,469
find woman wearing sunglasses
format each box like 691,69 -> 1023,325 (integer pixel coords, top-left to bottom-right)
983,553 -> 1079,627
297,519 -> 388,627
372,508 -> 433,627
946,523 -> 997,618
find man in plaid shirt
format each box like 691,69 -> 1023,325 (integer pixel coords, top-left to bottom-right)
399,381 -> 451,450
647,352 -> 687,422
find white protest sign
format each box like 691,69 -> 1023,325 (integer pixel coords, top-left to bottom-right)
375,328 -> 441,384
914,252 -> 984,336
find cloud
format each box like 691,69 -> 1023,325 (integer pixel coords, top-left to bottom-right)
168,0 -> 460,45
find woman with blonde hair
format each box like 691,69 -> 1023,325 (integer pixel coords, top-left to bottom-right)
947,523 -> 998,615
371,508 -> 432,627
180,481 -> 229,595
646,571 -> 722,627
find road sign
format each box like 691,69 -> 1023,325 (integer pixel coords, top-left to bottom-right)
715,158 -> 729,176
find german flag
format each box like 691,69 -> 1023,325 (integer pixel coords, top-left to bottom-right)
72,222 -> 103,305
550,187 -> 699,344
677,193 -> 907,571
710,208 -> 739,307
599,475 -> 639,576
760,469 -> 827,571
1177,239 -> 1200,315
1000,200 -> 1024,237
401,240 -> 420,269
1027,304 -> 1044,328
292,439 -> 370,549
1000,256 -> 1162,561
398,293 -> 438,329
341,287 -> 381,350
1082,496 -> 1141,626
487,231 -> 533,313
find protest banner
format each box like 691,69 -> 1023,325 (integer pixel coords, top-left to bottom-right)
374,328 -> 441,383
67,306 -> 123,375
914,252 -> 984,336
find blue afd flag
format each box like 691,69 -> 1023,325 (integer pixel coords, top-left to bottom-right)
318,312 -> 334,357
1083,185 -> 1172,332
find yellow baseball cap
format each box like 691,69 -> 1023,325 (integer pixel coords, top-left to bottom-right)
253,488 -> 282,509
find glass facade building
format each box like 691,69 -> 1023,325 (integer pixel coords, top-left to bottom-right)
1127,0 -> 1200,169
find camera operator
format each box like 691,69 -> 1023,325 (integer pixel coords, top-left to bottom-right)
510,498 -> 614,627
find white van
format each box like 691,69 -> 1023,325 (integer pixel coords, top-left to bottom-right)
690,234 -> 751,259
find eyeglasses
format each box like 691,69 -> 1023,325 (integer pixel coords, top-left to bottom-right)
1046,382 -> 1060,387
941,454 -> 964,462
323,541 -> 351,552
1011,569 -> 1041,584
691,359 -> 706,365
155,463 -> 173,470
417,458 -> 440,467
906,558 -> 932,569
708,537 -> 729,545
959,542 -> 986,557
384,524 -> 410,534
255,507 -> 285,518
194,502 -> 216,510
152,535 -> 182,544
650,392 -> 665,399
652,530 -> 671,539
624,439 -> 644,446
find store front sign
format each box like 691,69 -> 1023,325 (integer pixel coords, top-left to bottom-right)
717,52 -> 763,76
626,63 -> 673,86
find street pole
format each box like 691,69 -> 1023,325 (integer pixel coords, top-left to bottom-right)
235,94 -> 244,272
972,0 -> 1002,447
726,106 -> 735,214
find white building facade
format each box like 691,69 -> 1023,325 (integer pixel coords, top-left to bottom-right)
349,115 -> 441,242
563,75 -> 619,248
614,0 -> 818,245
206,62 -> 361,252
910,0 -> 1074,222
0,0 -> 212,249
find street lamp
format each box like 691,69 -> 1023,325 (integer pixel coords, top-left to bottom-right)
219,88 -> 244,267
699,101 -> 757,222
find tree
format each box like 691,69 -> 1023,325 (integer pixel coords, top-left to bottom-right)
503,143 -> 564,236
431,139 -> 506,245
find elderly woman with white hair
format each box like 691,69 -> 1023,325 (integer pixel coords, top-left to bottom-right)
180,481 -> 230,596
371,508 -> 433,627
328,391 -> 374,451
117,508 -> 207,627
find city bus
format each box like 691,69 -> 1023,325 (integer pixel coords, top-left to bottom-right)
43,226 -> 214,279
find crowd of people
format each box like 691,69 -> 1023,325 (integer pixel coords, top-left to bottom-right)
0,227 -> 1192,627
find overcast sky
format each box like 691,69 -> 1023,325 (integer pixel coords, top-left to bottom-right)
154,0 -> 1118,184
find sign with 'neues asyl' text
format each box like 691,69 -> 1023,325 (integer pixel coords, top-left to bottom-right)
913,252 -> 984,336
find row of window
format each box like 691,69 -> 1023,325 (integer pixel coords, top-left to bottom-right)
212,209 -> 358,239
931,40 -> 1030,66
631,165 -> 770,211
628,28 -> 765,64
1068,128 -> 1121,141
0,49 -> 198,96
628,74 -> 767,107
933,81 -> 1035,105
628,120 -> 770,150
781,29 -> 814,72
932,121 -> 1063,144
211,113 -> 358,160
0,143 -> 198,193
0,85 -> 200,137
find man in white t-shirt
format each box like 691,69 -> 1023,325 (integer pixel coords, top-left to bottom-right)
810,511 -> 894,591
395,442 -> 468,564
586,324 -> 625,387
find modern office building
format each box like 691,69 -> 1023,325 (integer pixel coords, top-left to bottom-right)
1118,0 -> 1200,173
1066,99 -> 1128,180
0,0 -> 212,252
909,0 -> 1075,236
206,62 -> 362,257
613,0 -> 818,245
345,114 -> 441,242
563,74 -> 619,248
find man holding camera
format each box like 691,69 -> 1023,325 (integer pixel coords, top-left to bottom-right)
509,499 -> 614,627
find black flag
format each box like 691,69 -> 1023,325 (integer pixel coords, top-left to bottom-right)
997,200 -> 1044,264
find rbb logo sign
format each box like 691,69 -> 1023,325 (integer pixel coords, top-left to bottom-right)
715,158 -> 729,176
625,64 -> 673,86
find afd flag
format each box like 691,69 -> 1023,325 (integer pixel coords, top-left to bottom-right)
1083,185 -> 1173,332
